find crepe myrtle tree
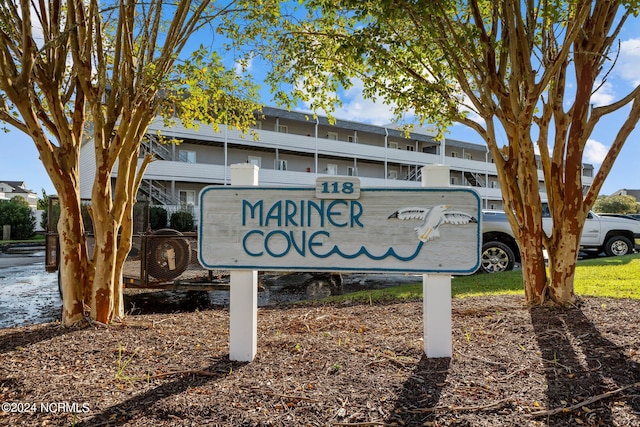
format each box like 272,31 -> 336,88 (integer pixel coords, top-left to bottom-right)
0,0 -> 276,325
265,0 -> 640,305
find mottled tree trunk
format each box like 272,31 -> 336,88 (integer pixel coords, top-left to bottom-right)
113,198 -> 136,319
546,241 -> 579,304
88,128 -> 151,324
544,204 -> 584,305
89,211 -> 118,323
519,237 -> 548,304
90,197 -> 137,323
514,197 -> 549,305
57,188 -> 87,326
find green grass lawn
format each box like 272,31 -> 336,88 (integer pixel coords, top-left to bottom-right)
0,234 -> 45,245
318,253 -> 640,304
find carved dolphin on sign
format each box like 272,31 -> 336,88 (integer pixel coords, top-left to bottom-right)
388,204 -> 477,242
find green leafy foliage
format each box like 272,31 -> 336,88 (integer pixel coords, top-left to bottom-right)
593,195 -> 640,214
263,0 -> 470,133
170,210 -> 194,232
149,206 -> 168,230
161,47 -> 261,134
0,196 -> 36,240
38,190 -> 48,231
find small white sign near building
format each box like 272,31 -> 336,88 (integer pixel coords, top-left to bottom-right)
199,178 -> 480,274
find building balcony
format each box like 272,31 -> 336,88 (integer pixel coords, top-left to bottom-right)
147,120 -> 497,174
146,120 -> 596,188
142,159 -> 507,203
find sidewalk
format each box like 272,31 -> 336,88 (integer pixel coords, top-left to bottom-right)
0,241 -> 45,255
0,252 -> 45,268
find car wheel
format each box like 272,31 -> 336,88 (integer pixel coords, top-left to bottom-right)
480,241 -> 515,273
604,235 -> 633,257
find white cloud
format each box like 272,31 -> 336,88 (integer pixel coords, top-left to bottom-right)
616,38 -> 640,86
584,139 -> 609,165
591,81 -> 616,107
457,93 -> 486,127
300,78 -> 397,126
333,81 -> 397,126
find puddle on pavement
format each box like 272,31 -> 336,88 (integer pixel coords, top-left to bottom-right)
0,256 -> 422,328
124,272 -> 421,316
0,256 -> 60,329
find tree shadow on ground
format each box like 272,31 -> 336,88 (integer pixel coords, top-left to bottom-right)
0,324 -> 71,355
530,304 -> 640,425
124,289 -> 221,315
385,355 -> 450,425
74,357 -> 247,427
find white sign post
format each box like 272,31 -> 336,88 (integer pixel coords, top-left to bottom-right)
229,163 -> 259,362
422,165 -> 452,358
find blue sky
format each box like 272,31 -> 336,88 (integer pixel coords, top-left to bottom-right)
2,13 -> 640,199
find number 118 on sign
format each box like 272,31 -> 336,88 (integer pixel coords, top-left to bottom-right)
315,177 -> 361,199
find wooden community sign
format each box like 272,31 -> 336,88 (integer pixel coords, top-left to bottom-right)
198,178 -> 481,274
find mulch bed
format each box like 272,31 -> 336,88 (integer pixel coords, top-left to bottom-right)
1,294 -> 639,426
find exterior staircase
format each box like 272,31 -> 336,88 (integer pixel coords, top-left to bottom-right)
407,167 -> 422,182
139,135 -> 178,205
139,180 -> 178,206
464,171 -> 484,187
141,134 -> 174,161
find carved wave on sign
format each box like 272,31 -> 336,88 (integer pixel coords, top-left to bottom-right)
313,241 -> 425,261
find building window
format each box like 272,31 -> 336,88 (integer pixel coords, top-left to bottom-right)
179,150 -> 196,163
490,181 -> 498,189
327,132 -> 338,140
388,142 -> 398,149
347,135 -> 355,143
465,153 -> 472,160
347,166 -> 358,176
326,164 -> 338,175
450,151 -> 459,158
450,177 -> 458,185
179,190 -> 196,207
406,145 -> 415,151
248,156 -> 261,167
388,170 -> 398,180
275,159 -> 287,171
277,124 -> 288,133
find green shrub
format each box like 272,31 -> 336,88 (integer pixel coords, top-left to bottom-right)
149,206 -> 168,230
38,190 -> 48,230
0,196 -> 36,240
170,211 -> 194,232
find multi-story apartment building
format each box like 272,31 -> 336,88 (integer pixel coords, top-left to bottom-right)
79,106 -> 595,224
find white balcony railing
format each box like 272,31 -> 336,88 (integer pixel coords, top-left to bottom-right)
142,120 -> 591,203
147,120 -> 499,174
